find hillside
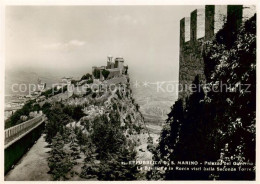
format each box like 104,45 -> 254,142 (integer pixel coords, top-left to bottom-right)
34,74 -> 152,180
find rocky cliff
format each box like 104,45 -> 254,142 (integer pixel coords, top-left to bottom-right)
40,74 -> 152,180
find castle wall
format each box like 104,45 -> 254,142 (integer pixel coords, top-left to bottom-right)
197,9 -> 205,39
118,61 -> 124,74
214,6 -> 227,34
205,5 -> 215,40
184,17 -> 190,42
115,60 -> 118,68
178,5 -> 255,104
227,5 -> 243,32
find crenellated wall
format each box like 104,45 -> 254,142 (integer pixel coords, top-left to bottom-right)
178,5 -> 256,104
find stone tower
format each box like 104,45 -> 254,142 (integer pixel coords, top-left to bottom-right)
114,57 -> 124,73
178,5 -> 255,104
107,55 -> 114,69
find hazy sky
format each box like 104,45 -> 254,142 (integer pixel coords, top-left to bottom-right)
5,5 -> 202,82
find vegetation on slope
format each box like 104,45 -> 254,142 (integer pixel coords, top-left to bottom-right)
41,77 -> 144,180
5,100 -> 41,129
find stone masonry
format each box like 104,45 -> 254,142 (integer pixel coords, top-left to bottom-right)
178,5 -> 256,104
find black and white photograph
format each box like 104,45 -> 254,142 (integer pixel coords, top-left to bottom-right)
1,0 -> 258,182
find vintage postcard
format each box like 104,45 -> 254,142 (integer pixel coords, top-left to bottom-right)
0,0 -> 259,183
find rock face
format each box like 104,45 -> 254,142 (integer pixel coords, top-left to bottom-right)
178,5 -> 255,105
40,74 -> 152,180
66,75 -> 151,158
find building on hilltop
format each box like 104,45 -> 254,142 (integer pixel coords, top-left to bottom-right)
92,55 -> 128,81
178,5 -> 256,105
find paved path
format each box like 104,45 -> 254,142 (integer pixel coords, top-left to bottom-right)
5,135 -> 52,181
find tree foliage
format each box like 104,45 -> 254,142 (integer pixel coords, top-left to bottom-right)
5,100 -> 41,129
93,69 -> 100,79
44,103 -> 72,143
81,73 -> 92,80
48,132 -> 73,180
90,113 -> 139,180
102,69 -> 110,79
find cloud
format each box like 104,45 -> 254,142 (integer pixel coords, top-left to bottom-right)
43,39 -> 85,51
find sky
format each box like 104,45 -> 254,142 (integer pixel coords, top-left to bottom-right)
5,5 -> 203,82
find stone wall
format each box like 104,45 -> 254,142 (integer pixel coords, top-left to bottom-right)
178,5 -> 256,104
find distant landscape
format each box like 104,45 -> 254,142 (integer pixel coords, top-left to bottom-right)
5,69 -> 177,142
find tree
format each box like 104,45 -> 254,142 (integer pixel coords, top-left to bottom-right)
93,69 -> 100,79
72,106 -> 85,121
69,133 -> 81,161
102,69 -> 110,79
152,77 -> 213,180
48,132 -> 73,180
5,100 -> 38,129
87,79 -> 93,84
81,73 -> 92,80
44,103 -> 72,143
152,15 -> 256,180
80,141 -> 98,179
97,148 -> 139,180
89,113 -> 140,180
63,105 -> 85,121
203,15 -> 256,168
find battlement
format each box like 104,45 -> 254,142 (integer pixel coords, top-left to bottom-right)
180,5 -> 255,45
178,5 -> 256,104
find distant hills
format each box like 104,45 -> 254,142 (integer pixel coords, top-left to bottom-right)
5,70 -> 76,96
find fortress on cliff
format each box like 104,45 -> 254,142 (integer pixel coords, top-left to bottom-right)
92,55 -> 128,81
178,5 -> 256,103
